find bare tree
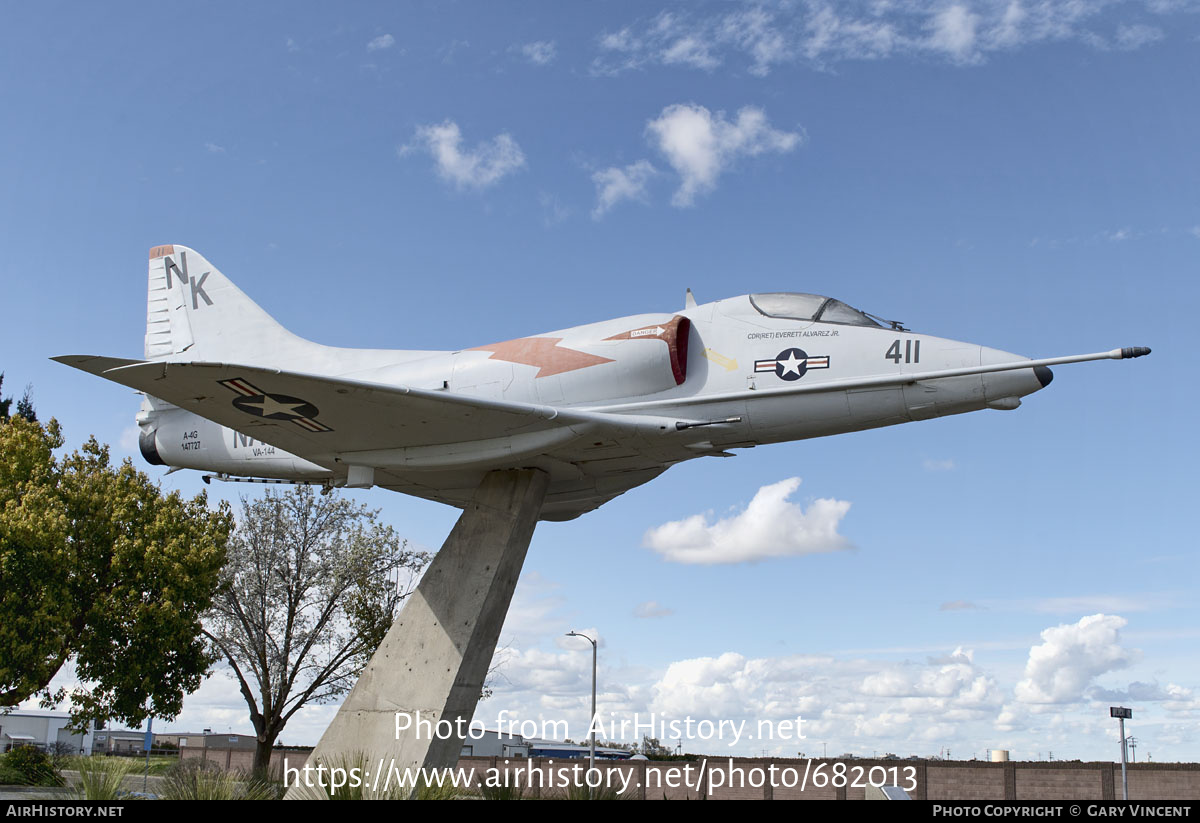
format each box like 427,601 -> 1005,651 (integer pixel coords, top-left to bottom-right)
203,486 -> 429,773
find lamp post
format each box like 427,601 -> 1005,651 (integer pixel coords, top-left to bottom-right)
1110,707 -> 1132,801
566,630 -> 597,791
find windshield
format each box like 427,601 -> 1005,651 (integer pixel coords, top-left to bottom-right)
750,293 -> 883,328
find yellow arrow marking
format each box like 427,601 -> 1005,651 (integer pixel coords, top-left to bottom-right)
704,348 -> 738,372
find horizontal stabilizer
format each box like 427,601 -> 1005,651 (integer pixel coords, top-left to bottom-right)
53,355 -> 144,377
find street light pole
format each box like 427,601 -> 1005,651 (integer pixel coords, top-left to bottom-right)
566,630 -> 597,793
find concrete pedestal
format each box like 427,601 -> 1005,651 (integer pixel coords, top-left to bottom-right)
285,468 -> 549,799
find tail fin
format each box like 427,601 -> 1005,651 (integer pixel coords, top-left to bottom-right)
145,245 -> 311,363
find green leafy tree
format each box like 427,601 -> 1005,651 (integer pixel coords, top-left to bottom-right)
204,486 -> 429,773
0,414 -> 232,728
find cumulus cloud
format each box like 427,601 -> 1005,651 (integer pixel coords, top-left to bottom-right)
470,596 -> 1192,757
643,477 -> 851,564
645,647 -> 1005,751
591,160 -> 657,218
633,600 -> 674,619
520,40 -> 557,65
367,33 -> 395,52
652,652 -> 762,717
860,648 -> 1001,708
1014,614 -> 1140,704
403,121 -> 526,189
646,104 -> 802,207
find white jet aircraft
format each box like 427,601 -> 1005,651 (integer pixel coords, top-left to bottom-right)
57,246 -> 1149,521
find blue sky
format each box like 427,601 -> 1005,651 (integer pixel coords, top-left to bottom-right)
4,1 -> 1198,762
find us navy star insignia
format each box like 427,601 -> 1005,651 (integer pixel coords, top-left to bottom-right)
753,348 -> 831,382
218,378 -> 333,432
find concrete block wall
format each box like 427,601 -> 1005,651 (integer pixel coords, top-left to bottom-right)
190,748 -> 1200,800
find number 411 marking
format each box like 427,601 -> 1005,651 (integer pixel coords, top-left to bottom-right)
885,339 -> 920,364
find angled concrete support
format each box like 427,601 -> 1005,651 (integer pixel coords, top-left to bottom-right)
285,468 -> 549,798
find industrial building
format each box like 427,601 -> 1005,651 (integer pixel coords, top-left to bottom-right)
0,710 -> 94,754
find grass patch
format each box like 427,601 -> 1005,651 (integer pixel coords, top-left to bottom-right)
159,759 -> 281,800
70,757 -> 136,801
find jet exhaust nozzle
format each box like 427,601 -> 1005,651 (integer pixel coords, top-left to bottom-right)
138,427 -> 164,466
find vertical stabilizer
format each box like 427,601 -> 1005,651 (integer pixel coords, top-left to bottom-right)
144,245 -> 311,363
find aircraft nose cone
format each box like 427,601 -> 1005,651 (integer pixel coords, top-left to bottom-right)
1034,366 -> 1054,388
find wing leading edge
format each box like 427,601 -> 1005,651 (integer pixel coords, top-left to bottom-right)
54,356 -> 603,456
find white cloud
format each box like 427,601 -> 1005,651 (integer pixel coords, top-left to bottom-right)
204,142 -> 225,154
988,1 -> 1028,48
404,121 -> 526,189
1106,226 -> 1139,241
634,601 -> 674,619
496,572 -> 581,647
720,8 -> 790,75
520,40 -> 557,65
1115,23 -> 1165,50
923,458 -> 956,472
645,104 -> 802,207
591,160 -> 657,218
594,8 -> 785,76
644,646 -> 1007,753
799,6 -> 901,63
928,4 -> 981,61
661,34 -> 721,70
593,3 -> 1181,73
643,477 -> 851,564
860,648 -> 1001,707
367,33 -> 395,52
1014,614 -> 1140,704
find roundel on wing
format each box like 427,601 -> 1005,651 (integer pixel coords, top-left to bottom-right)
232,393 -> 320,421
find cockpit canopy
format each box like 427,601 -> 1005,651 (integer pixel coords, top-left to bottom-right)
749,292 -> 884,328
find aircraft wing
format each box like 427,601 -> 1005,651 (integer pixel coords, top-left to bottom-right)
53,357 -> 603,462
